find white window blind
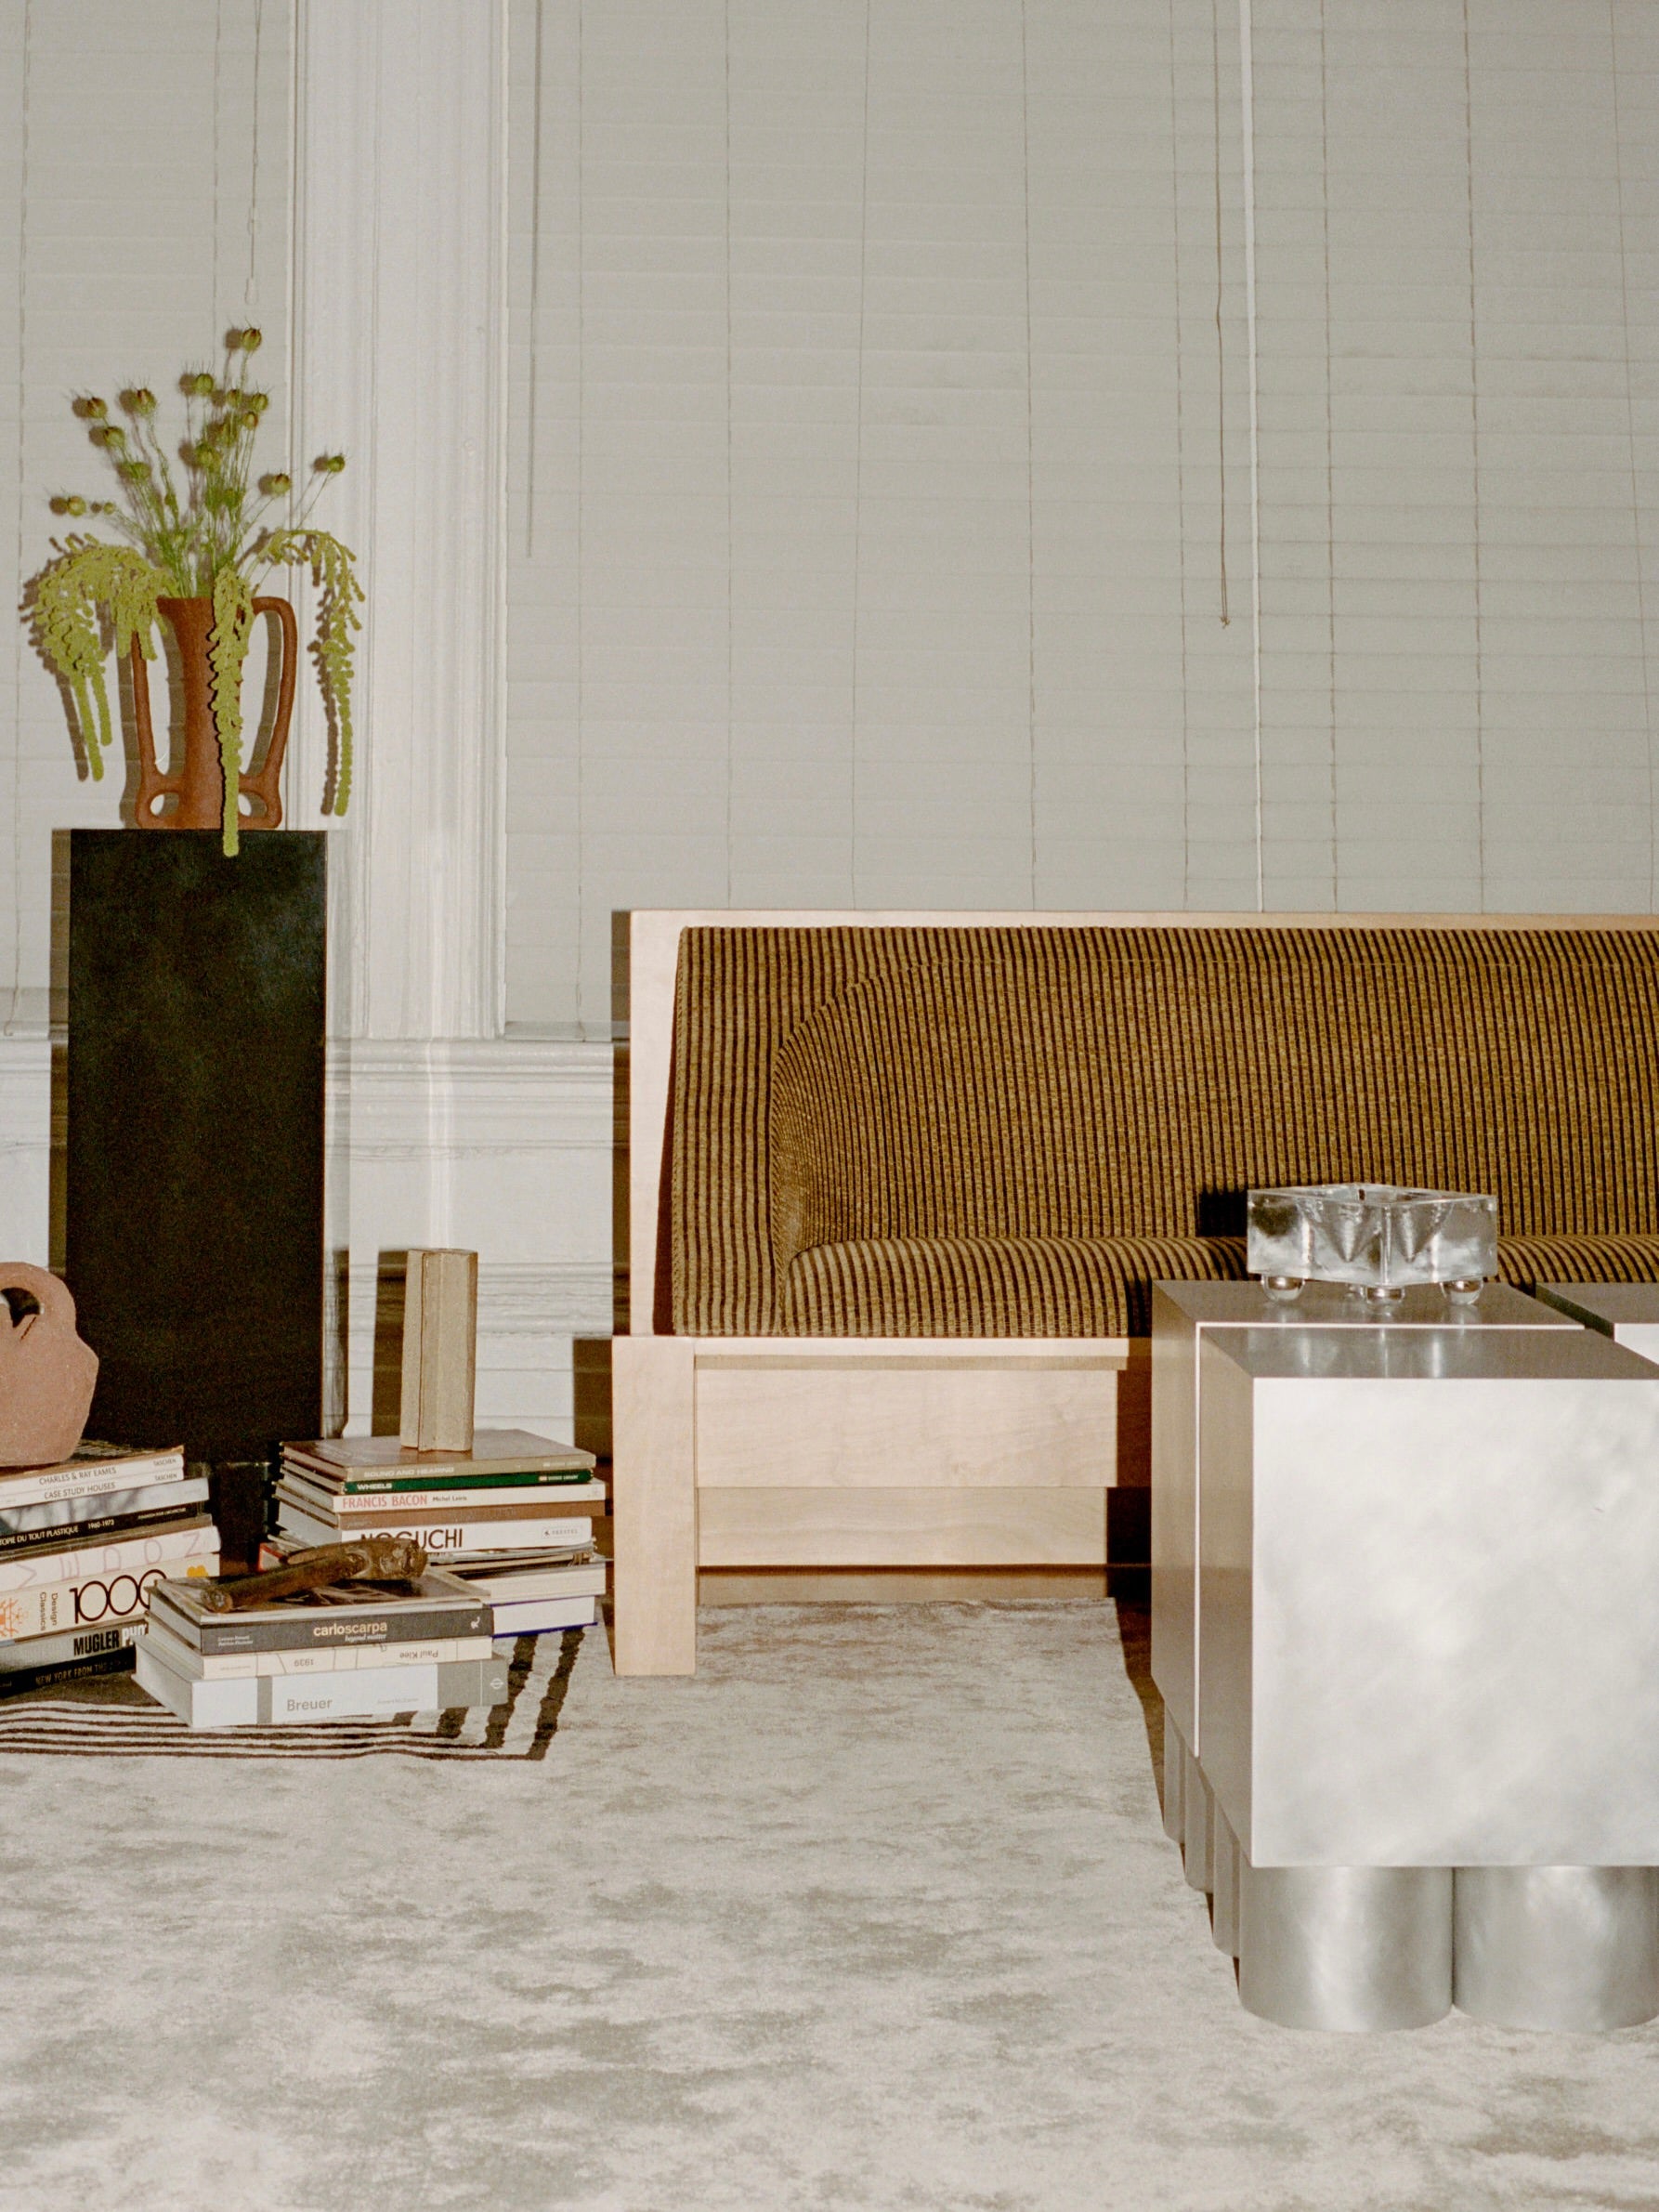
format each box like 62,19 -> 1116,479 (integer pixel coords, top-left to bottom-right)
506,0 -> 1659,1028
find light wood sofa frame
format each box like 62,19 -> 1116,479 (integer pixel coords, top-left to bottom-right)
612,908 -> 1659,1676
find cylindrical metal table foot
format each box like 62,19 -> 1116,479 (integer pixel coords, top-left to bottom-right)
1212,1811 -> 1240,1956
1237,1864 -> 1452,2031
1454,1867 -> 1659,2031
1161,1710 -> 1185,1845
1182,1747 -> 1213,1893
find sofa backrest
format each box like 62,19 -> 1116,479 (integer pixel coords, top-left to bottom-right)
668,921 -> 1659,1335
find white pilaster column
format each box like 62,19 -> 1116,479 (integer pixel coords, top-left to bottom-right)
288,0 -> 508,1041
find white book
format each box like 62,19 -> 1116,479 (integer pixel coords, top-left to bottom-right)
0,1529 -> 218,1643
490,1592 -> 600,1637
276,1500 -> 594,1553
452,1559 -> 607,1604
0,1476 -> 209,1538
0,1446 -> 186,1512
140,1617 -> 496,1682
135,1644 -> 508,1729
0,1517 -> 216,1598
277,1472 -> 606,1518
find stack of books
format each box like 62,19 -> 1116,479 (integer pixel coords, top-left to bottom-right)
272,1429 -> 607,1643
136,1563 -> 506,1729
0,1442 -> 218,1698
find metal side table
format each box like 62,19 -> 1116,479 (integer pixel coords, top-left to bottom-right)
1149,1281 -> 1575,1933
1535,1280 -> 1659,1364
1156,1296 -> 1659,2032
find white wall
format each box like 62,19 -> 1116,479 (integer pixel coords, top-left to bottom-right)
505,0 -> 1659,1030
0,0 -> 294,1029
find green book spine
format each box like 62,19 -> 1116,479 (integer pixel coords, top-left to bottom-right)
332,1470 -> 592,1496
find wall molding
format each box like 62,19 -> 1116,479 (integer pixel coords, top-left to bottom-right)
334,1038 -> 612,1157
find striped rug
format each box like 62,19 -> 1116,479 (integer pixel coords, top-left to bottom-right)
0,1629 -> 582,1760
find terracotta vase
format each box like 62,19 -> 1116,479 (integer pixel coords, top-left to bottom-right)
130,592 -> 298,831
0,1264 -> 98,1470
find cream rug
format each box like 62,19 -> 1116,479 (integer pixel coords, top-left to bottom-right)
0,1601 -> 1654,2211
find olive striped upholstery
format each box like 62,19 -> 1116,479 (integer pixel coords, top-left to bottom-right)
670,924 -> 1659,1338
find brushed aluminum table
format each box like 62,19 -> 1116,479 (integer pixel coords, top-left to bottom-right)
1535,1279 -> 1659,1364
1152,1292 -> 1659,2031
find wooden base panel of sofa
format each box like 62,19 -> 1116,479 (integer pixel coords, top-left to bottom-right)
611,1333 -> 1128,1675
699,1566 -> 1115,1604
697,1486 -> 1108,1565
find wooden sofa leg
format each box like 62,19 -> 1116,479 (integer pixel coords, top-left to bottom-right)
611,1336 -> 698,1676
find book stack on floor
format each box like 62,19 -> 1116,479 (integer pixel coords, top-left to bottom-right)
273,1429 -> 607,1644
0,1443 -> 218,1699
136,1563 -> 507,1729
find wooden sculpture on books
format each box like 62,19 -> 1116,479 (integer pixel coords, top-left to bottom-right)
0,1264 -> 99,1469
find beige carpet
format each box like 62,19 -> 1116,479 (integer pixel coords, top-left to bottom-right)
0,1602 -> 1655,2210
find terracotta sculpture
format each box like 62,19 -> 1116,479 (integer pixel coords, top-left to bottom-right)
0,1264 -> 99,1470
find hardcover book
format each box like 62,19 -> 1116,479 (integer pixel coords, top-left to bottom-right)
0,1444 -> 186,1512
0,1474 -> 208,1539
140,1617 -> 495,1681
149,1568 -> 489,1655
279,1468 -> 607,1510
447,1557 -> 607,1604
0,1646 -> 137,1699
274,1499 -> 595,1555
0,1620 -> 138,1673
281,1430 -> 594,1481
135,1644 -> 509,1728
490,1592 -> 600,1637
0,1528 -> 218,1642
0,1516 -> 218,1597
276,1472 -> 603,1521
0,1487 -> 213,1561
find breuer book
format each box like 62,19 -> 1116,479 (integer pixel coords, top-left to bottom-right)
148,1568 -> 489,1655
136,1646 -> 510,1729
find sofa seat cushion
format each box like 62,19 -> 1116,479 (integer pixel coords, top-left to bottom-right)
778,1234 -> 1251,1339
776,1230 -> 1659,1340
1495,1235 -> 1659,1294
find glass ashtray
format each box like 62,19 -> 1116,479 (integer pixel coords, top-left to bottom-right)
1246,1184 -> 1498,1304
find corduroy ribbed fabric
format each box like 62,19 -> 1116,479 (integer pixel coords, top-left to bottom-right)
670,925 -> 1659,1338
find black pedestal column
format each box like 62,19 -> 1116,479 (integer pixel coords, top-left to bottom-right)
65,831 -> 327,1558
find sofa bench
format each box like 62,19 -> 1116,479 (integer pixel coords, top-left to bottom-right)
614,910 -> 1659,1674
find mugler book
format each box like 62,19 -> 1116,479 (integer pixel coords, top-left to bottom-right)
137,1564 -> 502,1730
275,1430 -> 606,1561
0,1443 -> 214,1690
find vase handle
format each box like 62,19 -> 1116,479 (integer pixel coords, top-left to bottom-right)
130,632 -> 179,828
239,596 -> 300,831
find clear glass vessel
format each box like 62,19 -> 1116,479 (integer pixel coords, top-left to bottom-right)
1246,1184 -> 1498,1303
